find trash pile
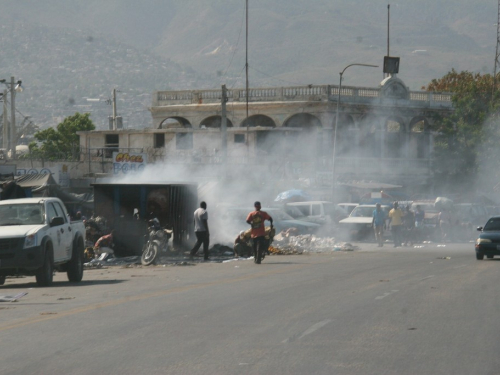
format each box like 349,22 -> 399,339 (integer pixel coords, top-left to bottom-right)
270,233 -> 359,254
209,244 -> 235,257
84,255 -> 141,269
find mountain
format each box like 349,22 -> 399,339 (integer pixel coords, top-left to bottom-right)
0,1 -> 496,131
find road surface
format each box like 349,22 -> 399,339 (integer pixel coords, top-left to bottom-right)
0,242 -> 498,375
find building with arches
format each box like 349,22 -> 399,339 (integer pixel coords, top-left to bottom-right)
78,75 -> 453,189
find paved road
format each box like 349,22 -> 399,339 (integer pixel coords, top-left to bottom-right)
0,242 -> 498,375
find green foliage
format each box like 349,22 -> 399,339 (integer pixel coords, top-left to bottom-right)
425,70 -> 500,191
28,112 -> 95,160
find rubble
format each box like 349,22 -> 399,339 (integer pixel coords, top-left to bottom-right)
84,255 -> 141,269
270,234 -> 359,254
209,244 -> 234,257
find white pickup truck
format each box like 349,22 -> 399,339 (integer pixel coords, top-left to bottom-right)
0,197 -> 86,286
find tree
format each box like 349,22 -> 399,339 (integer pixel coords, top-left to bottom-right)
424,69 -> 500,193
28,112 -> 95,160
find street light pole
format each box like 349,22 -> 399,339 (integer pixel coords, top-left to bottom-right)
332,64 -> 378,196
2,89 -> 7,150
0,77 -> 22,160
10,77 -> 16,160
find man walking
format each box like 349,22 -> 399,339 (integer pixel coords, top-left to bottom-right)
388,201 -> 403,247
372,203 -> 386,247
189,201 -> 210,260
246,201 -> 273,264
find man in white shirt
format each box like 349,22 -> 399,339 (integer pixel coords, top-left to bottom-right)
189,201 -> 210,260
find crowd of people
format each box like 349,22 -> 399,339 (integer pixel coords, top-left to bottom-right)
372,202 -> 455,247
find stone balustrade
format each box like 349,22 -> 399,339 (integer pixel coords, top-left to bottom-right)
154,84 -> 452,108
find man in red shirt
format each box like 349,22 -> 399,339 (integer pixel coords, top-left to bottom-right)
246,201 -> 273,264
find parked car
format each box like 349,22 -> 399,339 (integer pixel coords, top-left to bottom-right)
475,216 -> 500,260
218,206 -> 320,238
337,203 -> 358,216
284,201 -> 347,236
338,204 -> 390,241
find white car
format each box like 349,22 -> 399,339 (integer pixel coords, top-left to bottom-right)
339,204 -> 390,240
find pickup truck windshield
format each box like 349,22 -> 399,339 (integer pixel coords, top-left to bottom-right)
0,203 -> 44,226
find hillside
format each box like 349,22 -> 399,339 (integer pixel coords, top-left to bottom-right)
0,0 -> 496,131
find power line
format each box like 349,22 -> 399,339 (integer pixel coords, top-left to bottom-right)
249,66 -> 310,86
222,1 -> 246,79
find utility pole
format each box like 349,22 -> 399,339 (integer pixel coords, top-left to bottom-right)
245,0 -> 249,159
493,0 -> 500,96
108,88 -> 122,130
221,84 -> 228,163
112,88 -> 117,130
10,77 -> 16,160
2,89 -> 7,150
386,4 -> 390,79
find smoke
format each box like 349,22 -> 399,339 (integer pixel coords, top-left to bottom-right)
105,107 -> 447,246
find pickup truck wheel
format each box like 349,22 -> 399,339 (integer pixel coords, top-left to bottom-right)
0,276 -> 5,285
36,245 -> 54,286
67,237 -> 84,282
476,252 -> 484,260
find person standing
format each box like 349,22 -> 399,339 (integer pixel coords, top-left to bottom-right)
372,203 -> 386,247
414,205 -> 425,243
246,201 -> 273,264
388,202 -> 404,247
402,205 -> 415,246
189,201 -> 210,260
438,208 -> 451,243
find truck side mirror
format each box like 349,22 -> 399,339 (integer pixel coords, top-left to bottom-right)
50,217 -> 65,227
477,226 -> 483,232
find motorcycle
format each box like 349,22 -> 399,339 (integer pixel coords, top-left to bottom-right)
141,218 -> 173,266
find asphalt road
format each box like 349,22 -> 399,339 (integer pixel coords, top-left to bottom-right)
0,242 -> 498,375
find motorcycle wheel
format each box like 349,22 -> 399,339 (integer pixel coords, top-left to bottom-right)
141,243 -> 159,266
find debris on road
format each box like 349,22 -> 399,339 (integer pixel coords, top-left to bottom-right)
209,244 -> 234,257
85,256 -> 141,269
0,292 -> 28,302
436,256 -> 451,260
270,234 -> 359,254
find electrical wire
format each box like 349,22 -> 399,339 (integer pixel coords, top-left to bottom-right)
249,66 -> 310,86
222,1 -> 246,79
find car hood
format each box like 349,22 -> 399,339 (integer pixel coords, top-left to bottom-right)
0,225 -> 45,238
278,220 -> 320,228
479,232 -> 500,241
339,217 -> 372,224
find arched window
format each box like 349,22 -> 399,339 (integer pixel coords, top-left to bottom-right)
159,117 -> 192,129
335,114 -> 355,157
358,116 -> 382,158
385,117 -> 405,158
409,118 -> 430,159
199,116 -> 233,128
283,114 -> 323,160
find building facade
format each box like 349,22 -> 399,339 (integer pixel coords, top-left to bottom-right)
78,75 -> 454,191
